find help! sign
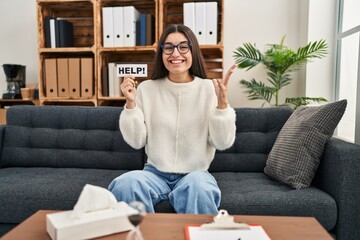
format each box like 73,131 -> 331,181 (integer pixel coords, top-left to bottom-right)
116,64 -> 148,77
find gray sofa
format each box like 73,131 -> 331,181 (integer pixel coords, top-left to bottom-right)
0,105 -> 359,239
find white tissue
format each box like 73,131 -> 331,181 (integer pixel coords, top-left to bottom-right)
71,184 -> 118,218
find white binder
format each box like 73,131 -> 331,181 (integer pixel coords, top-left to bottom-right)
102,7 -> 114,47
183,2 -> 195,33
50,19 -> 56,48
113,65 -> 121,97
195,2 -> 206,44
113,6 -> 124,47
123,6 -> 140,47
206,2 -> 218,44
108,62 -> 116,97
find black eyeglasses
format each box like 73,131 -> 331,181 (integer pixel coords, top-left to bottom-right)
160,41 -> 192,55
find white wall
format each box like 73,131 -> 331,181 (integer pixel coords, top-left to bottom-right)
223,0 -> 303,107
305,0 -> 337,102
223,0 -> 337,107
0,0 -> 336,108
0,0 -> 38,93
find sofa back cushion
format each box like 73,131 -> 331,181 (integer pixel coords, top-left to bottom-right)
209,107 -> 293,173
0,105 -> 144,170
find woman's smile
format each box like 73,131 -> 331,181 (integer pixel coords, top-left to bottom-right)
169,59 -> 185,64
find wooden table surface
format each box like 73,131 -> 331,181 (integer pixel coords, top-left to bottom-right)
1,210 -> 333,240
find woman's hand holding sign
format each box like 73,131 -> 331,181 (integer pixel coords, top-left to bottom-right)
119,64 -> 148,109
120,75 -> 137,109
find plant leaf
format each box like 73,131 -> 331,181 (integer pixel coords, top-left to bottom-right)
240,79 -> 274,105
289,40 -> 328,72
297,40 -> 328,59
266,72 -> 292,89
233,43 -> 263,71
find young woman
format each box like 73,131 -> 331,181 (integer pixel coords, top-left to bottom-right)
108,24 -> 236,214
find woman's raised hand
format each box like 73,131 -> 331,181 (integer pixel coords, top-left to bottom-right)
120,75 -> 137,109
212,64 -> 236,109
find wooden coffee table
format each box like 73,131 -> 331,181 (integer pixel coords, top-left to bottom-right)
1,210 -> 333,240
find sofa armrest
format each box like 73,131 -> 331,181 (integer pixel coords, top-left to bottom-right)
313,137 -> 360,240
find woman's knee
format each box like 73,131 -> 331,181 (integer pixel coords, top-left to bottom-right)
185,172 -> 217,187
171,172 -> 221,214
108,171 -> 144,194
180,172 -> 220,196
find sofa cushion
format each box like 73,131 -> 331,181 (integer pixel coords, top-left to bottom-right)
154,172 -> 337,231
1,106 -> 144,170
264,100 -> 347,189
213,172 -> 337,231
0,167 -> 127,224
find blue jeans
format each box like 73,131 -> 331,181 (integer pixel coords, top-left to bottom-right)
108,165 -> 221,214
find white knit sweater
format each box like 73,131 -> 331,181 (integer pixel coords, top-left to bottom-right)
119,76 -> 236,173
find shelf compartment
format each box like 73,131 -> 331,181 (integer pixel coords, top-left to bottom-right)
99,50 -> 156,79
159,0 -> 223,46
39,52 -> 96,101
98,0 -> 158,47
98,50 -> 156,99
37,0 -> 95,48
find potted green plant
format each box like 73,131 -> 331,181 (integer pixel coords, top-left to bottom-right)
233,36 -> 328,109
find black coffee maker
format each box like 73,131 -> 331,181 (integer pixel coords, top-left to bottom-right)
2,64 -> 26,99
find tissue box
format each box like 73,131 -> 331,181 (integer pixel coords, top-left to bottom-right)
46,202 -> 136,240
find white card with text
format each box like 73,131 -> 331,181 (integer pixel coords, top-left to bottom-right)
116,64 -> 148,77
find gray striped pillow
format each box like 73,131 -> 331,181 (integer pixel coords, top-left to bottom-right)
264,100 -> 347,189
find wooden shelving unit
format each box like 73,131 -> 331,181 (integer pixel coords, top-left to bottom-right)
37,0 -> 96,106
36,0 -> 224,107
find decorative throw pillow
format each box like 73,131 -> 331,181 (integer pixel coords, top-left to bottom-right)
264,99 -> 347,189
